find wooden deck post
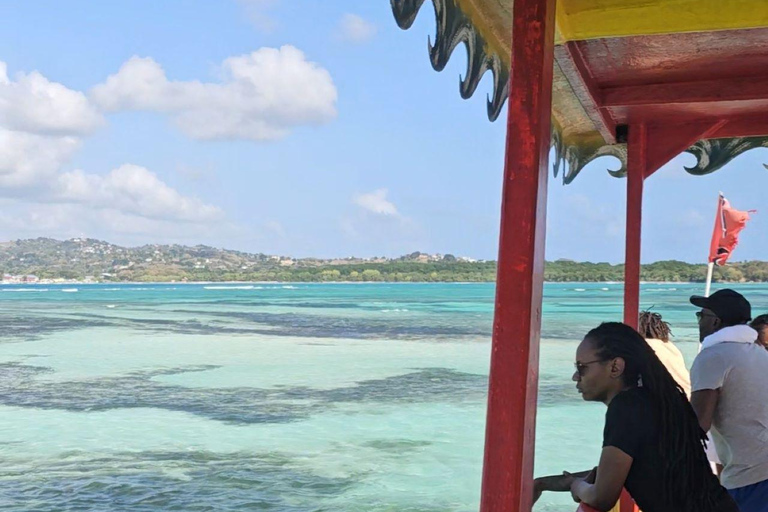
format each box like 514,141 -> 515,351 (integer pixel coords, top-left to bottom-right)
479,0 -> 556,510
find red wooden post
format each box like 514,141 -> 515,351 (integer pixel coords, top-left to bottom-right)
623,124 -> 646,330
479,0 -> 556,510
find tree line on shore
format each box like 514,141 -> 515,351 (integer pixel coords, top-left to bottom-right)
99,259 -> 768,283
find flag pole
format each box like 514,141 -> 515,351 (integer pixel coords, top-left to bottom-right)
705,191 -> 724,297
704,262 -> 714,297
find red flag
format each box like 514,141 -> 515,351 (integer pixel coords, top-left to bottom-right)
708,194 -> 753,266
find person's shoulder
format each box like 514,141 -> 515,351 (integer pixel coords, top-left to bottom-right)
692,344 -> 727,363
705,342 -> 757,360
691,346 -> 724,374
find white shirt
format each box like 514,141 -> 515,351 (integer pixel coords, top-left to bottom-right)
691,325 -> 768,489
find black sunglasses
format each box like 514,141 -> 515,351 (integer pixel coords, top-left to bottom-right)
696,311 -> 718,321
574,359 -> 606,377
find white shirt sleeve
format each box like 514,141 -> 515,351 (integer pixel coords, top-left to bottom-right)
690,350 -> 728,392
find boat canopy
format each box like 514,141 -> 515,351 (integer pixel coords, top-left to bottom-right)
391,0 -> 768,183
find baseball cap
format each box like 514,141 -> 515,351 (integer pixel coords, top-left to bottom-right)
690,288 -> 752,324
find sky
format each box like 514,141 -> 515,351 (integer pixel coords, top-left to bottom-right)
0,0 -> 765,263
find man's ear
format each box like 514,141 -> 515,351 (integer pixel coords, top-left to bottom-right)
610,357 -> 626,379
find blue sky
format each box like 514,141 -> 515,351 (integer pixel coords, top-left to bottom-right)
0,0 -> 765,263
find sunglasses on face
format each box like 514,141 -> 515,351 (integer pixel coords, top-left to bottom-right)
574,359 -> 606,377
696,311 -> 718,322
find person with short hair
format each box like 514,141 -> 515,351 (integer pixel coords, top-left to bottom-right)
638,310 -> 690,396
750,314 -> 768,349
690,289 -> 768,512
533,322 -> 737,511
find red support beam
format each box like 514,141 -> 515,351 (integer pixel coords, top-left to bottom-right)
480,0 -> 556,509
644,120 -> 727,179
711,113 -> 768,138
602,77 -> 768,107
623,124 -> 646,330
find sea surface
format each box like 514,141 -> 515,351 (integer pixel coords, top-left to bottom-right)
0,282 -> 766,511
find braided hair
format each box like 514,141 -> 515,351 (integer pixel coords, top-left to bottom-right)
638,310 -> 672,341
585,322 -> 716,511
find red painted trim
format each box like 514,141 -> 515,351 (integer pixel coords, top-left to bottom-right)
712,113 -> 768,138
479,0 -> 556,510
644,120 -> 727,179
555,42 -> 617,143
623,124 -> 645,330
602,78 -> 768,107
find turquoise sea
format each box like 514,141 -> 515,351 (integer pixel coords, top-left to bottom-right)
1,282 -> 766,511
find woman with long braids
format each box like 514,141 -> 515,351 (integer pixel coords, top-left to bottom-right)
534,322 -> 738,511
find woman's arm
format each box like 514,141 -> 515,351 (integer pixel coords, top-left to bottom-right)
532,469 -> 592,503
570,447 -> 632,511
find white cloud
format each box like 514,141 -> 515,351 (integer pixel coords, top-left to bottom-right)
0,201 -> 235,244
353,189 -> 399,216
0,64 -> 95,190
90,46 -> 337,141
0,129 -> 80,188
0,62 -> 229,240
337,14 -> 377,43
237,0 -> 279,32
0,61 -> 104,136
55,164 -> 223,223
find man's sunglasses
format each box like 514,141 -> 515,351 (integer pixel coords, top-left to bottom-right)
696,311 -> 718,322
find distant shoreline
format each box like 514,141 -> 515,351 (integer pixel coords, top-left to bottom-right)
2,280 -> 767,286
2,239 -> 766,284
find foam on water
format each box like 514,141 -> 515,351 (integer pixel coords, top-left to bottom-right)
204,285 -> 255,290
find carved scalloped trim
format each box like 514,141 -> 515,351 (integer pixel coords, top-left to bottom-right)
390,0 -> 768,183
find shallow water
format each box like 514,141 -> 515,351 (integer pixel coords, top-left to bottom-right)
0,282 -> 765,511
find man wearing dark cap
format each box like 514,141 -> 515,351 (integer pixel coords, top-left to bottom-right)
690,288 -> 768,512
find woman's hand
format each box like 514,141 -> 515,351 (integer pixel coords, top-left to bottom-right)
530,469 -> 593,505
565,472 -> 583,502
570,448 -> 632,511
